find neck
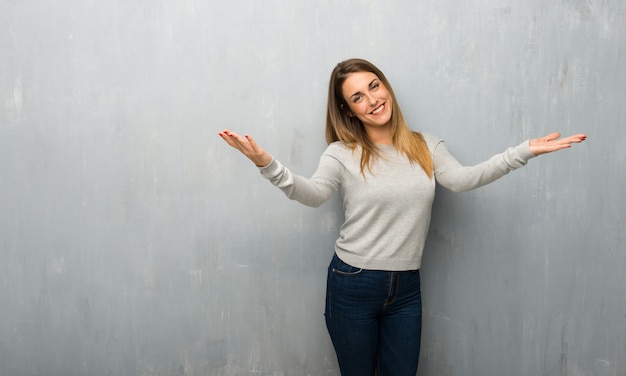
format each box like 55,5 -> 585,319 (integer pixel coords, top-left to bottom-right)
365,125 -> 392,144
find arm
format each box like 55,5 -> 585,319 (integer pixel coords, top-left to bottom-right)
433,132 -> 587,193
259,154 -> 342,207
433,139 -> 535,192
218,129 -> 341,207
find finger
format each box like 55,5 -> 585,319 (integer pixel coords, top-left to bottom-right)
218,129 -> 239,143
559,134 -> 587,145
244,134 -> 262,151
219,129 -> 237,139
218,131 -> 239,147
220,132 -> 243,148
566,134 -> 587,143
220,130 -> 253,153
225,131 -> 251,149
543,132 -> 561,142
222,129 -> 242,141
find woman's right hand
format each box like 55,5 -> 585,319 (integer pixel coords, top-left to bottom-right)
218,129 -> 273,167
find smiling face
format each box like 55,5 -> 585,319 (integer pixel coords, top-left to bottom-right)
341,71 -> 393,133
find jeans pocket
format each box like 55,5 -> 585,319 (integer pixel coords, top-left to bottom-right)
331,256 -> 363,277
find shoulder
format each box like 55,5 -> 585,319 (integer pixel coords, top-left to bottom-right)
324,141 -> 355,157
417,132 -> 444,152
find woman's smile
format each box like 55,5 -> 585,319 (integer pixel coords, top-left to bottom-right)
342,71 -> 393,130
370,103 -> 386,115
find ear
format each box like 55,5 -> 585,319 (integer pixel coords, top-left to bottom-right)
340,103 -> 354,117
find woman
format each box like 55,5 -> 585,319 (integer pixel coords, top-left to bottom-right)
218,58 -> 586,376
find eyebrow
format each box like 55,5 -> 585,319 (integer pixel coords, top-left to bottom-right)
350,79 -> 379,99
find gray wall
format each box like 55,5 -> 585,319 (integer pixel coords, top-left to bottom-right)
1,0 -> 624,375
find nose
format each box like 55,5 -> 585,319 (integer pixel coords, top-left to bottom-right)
367,94 -> 378,106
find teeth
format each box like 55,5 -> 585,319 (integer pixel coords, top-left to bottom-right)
372,104 -> 384,114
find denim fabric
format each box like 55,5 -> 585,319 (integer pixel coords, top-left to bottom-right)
325,254 -> 422,376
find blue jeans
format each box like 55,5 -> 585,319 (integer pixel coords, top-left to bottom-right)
325,254 -> 422,376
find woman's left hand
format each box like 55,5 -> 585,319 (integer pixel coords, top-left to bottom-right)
529,132 -> 587,156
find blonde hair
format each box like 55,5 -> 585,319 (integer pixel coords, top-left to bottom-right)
325,58 -> 433,178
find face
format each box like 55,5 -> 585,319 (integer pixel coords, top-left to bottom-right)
341,71 -> 393,130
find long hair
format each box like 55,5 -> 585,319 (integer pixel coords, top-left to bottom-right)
325,58 -> 433,178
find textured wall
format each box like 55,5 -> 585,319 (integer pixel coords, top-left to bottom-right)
1,1 -> 624,375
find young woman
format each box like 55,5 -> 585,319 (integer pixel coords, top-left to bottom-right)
218,58 -> 586,376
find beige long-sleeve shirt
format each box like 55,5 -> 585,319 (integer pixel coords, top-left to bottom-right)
259,133 -> 536,271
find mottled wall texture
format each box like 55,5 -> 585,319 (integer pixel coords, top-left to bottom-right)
1,1 -> 624,375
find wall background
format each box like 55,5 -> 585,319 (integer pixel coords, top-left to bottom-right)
1,0 -> 624,375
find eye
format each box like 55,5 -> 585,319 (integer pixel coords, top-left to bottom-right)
352,95 -> 363,103
371,82 -> 380,90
